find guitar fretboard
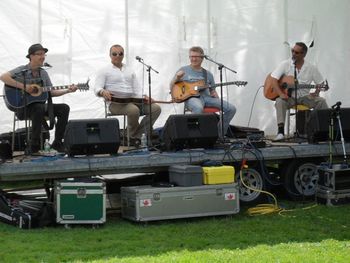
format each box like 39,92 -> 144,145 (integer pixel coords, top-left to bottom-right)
41,85 -> 71,92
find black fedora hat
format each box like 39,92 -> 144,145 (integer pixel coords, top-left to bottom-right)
26,43 -> 48,58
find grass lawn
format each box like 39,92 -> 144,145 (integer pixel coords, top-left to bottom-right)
0,200 -> 350,263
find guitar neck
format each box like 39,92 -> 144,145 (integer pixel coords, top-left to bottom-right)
285,83 -> 327,91
205,81 -> 247,90
286,83 -> 315,90
41,85 -> 71,92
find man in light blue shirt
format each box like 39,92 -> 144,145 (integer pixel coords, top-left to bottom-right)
170,46 -> 236,138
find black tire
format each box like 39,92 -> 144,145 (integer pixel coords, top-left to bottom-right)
236,168 -> 266,205
283,159 -> 320,199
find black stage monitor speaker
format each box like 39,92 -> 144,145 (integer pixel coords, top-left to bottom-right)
162,114 -> 219,150
0,140 -> 12,161
64,118 -> 120,156
307,108 -> 350,143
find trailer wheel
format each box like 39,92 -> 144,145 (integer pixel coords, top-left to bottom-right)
236,168 -> 265,204
283,160 -> 319,198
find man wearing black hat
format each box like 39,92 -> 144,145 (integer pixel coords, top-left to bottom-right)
0,43 -> 77,153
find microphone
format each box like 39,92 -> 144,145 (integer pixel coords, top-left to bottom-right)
43,62 -> 52,68
331,101 -> 341,109
135,56 -> 142,62
203,55 -> 209,59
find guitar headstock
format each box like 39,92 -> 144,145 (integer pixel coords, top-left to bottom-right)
76,79 -> 90,91
324,79 -> 330,91
317,79 -> 330,91
236,81 -> 248,86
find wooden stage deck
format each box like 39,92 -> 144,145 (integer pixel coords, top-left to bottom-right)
1,140 -> 349,182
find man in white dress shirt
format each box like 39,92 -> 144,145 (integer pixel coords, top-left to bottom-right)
94,44 -> 161,146
269,42 -> 328,141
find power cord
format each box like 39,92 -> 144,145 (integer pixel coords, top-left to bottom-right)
240,167 -> 283,216
240,163 -> 318,216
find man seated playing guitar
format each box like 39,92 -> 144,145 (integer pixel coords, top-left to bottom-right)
169,46 -> 236,138
0,43 -> 78,153
94,44 -> 161,146
267,42 -> 328,141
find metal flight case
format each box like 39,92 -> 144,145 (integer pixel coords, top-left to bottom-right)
316,164 -> 350,206
315,102 -> 350,206
54,179 -> 106,225
317,165 -> 350,191
316,188 -> 350,206
121,184 -> 239,222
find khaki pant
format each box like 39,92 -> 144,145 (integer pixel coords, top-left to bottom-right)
109,102 -> 161,139
275,95 -> 328,126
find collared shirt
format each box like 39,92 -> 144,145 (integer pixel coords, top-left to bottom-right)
271,58 -> 324,98
9,64 -> 52,88
94,63 -> 142,98
176,65 -> 216,96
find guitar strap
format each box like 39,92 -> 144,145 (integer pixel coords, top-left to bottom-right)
203,68 -> 208,85
39,69 -> 55,130
45,93 -> 55,130
202,68 -> 213,92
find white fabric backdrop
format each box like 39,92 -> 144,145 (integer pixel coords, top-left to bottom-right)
0,0 -> 349,138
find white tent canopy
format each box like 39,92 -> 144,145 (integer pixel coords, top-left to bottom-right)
1,0 -> 349,138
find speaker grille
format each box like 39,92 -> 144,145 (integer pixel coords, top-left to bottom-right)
307,108 -> 350,143
162,114 -> 218,150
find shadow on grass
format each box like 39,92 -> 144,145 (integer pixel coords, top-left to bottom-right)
1,200 -> 350,262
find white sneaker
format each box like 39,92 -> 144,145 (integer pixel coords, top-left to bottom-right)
274,133 -> 284,141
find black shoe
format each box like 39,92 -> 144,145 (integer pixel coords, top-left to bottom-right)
129,138 -> 141,148
150,131 -> 160,139
51,140 -> 65,152
30,144 -> 41,154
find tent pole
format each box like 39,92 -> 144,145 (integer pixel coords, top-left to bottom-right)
206,0 -> 211,58
38,0 -> 42,42
125,0 -> 129,63
283,0 -> 289,57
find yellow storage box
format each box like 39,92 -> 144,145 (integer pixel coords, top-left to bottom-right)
202,166 -> 235,184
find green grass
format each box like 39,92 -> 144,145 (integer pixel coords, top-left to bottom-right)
1,201 -> 350,262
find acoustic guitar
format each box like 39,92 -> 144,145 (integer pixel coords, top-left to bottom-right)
171,80 -> 247,103
263,74 -> 329,101
4,80 -> 90,112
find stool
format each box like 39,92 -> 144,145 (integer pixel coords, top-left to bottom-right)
286,104 -> 310,136
184,106 -> 220,114
11,113 -> 49,152
12,112 -> 31,152
105,102 -> 129,146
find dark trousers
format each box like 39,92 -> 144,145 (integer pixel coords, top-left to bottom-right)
17,103 -> 70,147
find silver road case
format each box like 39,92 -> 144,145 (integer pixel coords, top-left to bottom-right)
121,184 -> 239,222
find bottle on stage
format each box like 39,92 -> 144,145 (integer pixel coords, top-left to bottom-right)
141,133 -> 147,148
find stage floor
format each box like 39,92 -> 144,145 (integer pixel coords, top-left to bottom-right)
1,138 -> 349,182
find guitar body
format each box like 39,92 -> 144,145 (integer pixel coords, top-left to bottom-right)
263,74 -> 294,101
171,80 -> 206,103
4,84 -> 48,111
264,74 -> 328,101
171,80 -> 247,103
3,81 -> 90,112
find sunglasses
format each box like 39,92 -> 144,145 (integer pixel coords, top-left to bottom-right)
291,49 -> 303,55
111,52 -> 124,57
33,52 -> 46,56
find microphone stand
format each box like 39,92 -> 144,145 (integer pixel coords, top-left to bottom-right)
204,56 -> 237,141
136,57 -> 159,146
21,69 -> 32,155
293,60 -> 301,139
330,102 -> 347,165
